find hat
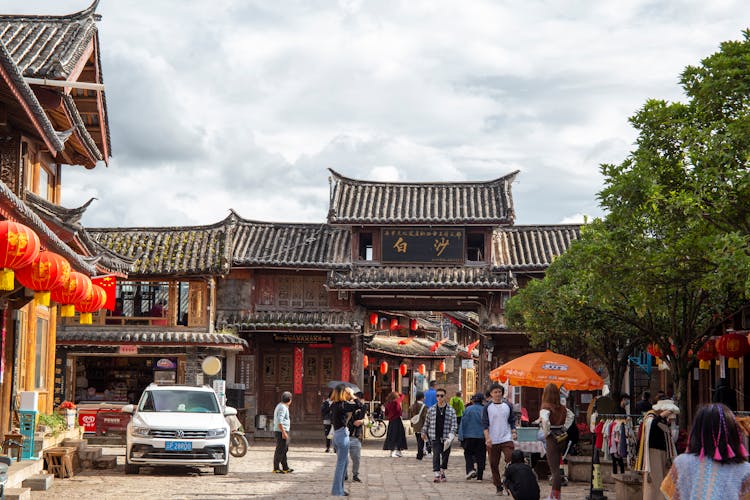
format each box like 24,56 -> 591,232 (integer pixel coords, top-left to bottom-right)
652,399 -> 680,414
471,392 -> 484,403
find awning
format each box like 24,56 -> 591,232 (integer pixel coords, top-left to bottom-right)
365,334 -> 457,359
56,327 -> 247,350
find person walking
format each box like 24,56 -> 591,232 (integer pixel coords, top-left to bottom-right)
382,391 -> 407,457
450,390 -> 465,427
660,403 -> 750,499
421,387 -> 458,483
347,391 -> 366,483
424,380 -> 438,407
538,383 -> 573,500
321,392 -> 333,453
483,383 -> 516,495
410,391 -> 428,460
330,385 -> 359,496
635,398 -> 679,500
272,391 -> 293,473
459,392 -> 487,481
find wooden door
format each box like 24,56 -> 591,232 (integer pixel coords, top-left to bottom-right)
301,349 -> 335,424
260,348 -> 294,421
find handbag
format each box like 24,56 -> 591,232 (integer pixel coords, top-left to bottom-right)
550,426 -> 568,445
410,403 -> 424,425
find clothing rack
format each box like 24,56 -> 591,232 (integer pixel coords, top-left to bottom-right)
594,412 -> 644,425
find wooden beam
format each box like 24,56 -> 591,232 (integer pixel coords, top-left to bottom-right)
73,99 -> 100,114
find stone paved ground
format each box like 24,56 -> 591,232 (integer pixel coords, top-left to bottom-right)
32,437 -> 609,499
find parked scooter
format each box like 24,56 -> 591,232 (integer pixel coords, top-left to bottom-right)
226,413 -> 249,458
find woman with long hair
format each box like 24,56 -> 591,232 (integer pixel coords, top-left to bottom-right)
382,391 -> 408,457
539,383 -> 573,500
660,403 -> 750,499
330,385 -> 359,496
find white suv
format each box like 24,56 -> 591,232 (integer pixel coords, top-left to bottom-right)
123,384 -> 236,475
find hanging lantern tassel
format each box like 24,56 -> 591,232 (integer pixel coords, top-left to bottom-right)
0,269 -> 13,291
699,359 -> 710,370
60,304 -> 75,317
728,357 -> 739,369
80,312 -> 93,325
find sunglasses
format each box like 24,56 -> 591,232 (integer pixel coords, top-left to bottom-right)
436,394 -> 446,398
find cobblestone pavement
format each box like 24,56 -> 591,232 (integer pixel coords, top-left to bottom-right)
32,438 -> 608,499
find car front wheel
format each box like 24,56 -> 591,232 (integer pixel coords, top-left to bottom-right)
214,464 -> 229,475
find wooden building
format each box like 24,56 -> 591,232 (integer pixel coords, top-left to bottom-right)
0,1 -> 115,432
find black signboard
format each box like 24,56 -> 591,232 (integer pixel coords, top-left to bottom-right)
381,228 -> 464,263
273,333 -> 333,344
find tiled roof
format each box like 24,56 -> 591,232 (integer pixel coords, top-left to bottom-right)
87,221 -> 232,277
0,1 -> 100,79
365,335 -> 457,358
25,190 -> 93,231
327,169 -> 517,225
327,265 -> 513,290
492,225 -> 581,271
0,42 -> 64,153
231,214 -> 350,269
63,93 -> 103,161
56,326 -> 247,349
218,310 -> 362,332
0,180 -> 96,274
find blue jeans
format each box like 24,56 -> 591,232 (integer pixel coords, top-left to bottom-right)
349,436 -> 361,477
331,427 -> 350,496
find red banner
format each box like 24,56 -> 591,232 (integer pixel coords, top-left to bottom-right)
293,347 -> 304,394
341,347 -> 351,382
91,275 -> 117,311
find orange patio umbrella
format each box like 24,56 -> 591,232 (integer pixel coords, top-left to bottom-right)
489,350 -> 604,390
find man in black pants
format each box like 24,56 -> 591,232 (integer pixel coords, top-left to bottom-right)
273,391 -> 293,473
421,388 -> 458,482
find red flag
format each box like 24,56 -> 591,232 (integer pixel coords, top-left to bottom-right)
91,275 -> 117,311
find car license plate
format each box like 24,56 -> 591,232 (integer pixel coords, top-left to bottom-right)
165,441 -> 192,451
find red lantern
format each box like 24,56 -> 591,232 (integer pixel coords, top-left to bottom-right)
390,318 -> 399,330
76,283 -> 107,324
379,361 -> 388,375
716,332 -> 750,369
369,313 -> 378,326
647,343 -> 663,359
15,251 -> 70,306
467,340 -> 480,353
410,319 -> 418,331
438,360 -> 446,373
418,363 -> 426,375
399,363 -> 408,376
52,272 -> 92,317
0,221 -> 40,290
363,355 -> 369,369
695,338 -> 718,370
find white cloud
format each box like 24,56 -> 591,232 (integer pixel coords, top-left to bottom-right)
6,0 -> 749,226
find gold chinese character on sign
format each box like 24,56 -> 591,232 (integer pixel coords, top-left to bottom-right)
434,237 -> 450,256
393,237 -> 408,253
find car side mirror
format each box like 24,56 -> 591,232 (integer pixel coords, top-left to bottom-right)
223,406 -> 237,417
121,404 -> 135,414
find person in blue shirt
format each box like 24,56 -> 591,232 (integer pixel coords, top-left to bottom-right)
424,380 -> 438,407
458,392 -> 487,480
273,391 -> 293,473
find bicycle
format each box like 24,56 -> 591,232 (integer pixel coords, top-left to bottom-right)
367,404 -> 387,438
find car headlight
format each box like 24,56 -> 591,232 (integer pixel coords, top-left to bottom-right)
206,428 -> 227,438
131,426 -> 151,437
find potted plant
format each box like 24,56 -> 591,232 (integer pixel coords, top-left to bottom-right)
57,401 -> 77,430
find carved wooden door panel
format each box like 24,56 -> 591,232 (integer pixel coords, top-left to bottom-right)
260,349 -> 293,424
302,350 -> 336,424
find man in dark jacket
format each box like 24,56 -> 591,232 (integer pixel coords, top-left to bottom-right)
503,450 -> 540,500
458,392 -> 486,480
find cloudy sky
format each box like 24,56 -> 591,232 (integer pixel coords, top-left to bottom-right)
7,1 -> 750,228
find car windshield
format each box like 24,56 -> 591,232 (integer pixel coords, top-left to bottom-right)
138,390 -> 220,413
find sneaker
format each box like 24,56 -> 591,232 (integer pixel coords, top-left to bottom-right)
325,448 -> 330,453
466,470 -> 477,480
394,451 -> 403,457
390,451 -> 398,457
282,469 -> 294,473
440,472 -> 446,482
352,475 -> 361,482
496,485 -> 504,495
433,477 -> 441,483
273,469 -> 283,473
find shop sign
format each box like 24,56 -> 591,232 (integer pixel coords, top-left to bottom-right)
119,345 -> 139,355
293,347 -> 304,395
341,347 -> 350,382
156,358 -> 176,370
461,359 -> 475,369
273,333 -> 333,344
381,228 -> 464,263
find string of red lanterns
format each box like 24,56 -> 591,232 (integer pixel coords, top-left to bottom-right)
716,332 -> 750,369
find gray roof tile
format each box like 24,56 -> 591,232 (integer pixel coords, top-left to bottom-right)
492,224 -> 581,270
56,326 -> 247,348
327,265 -> 512,290
366,335 -> 457,358
218,310 -> 361,332
327,169 -> 517,225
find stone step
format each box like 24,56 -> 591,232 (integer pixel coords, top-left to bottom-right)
3,487 -> 31,500
93,455 -> 117,469
60,438 -> 88,451
21,473 -> 54,491
79,447 -> 103,461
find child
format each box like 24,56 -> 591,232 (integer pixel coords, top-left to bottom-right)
503,450 -> 540,500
